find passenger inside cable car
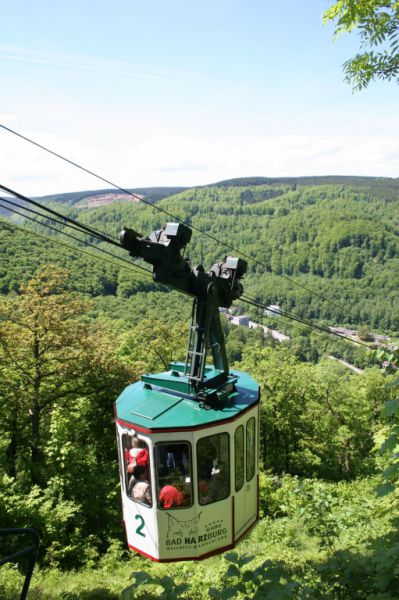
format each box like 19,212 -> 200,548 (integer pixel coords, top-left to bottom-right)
126,436 -> 140,472
122,435 -> 150,494
156,442 -> 193,509
129,466 -> 152,506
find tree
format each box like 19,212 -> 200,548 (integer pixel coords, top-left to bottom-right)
241,346 -> 392,478
117,317 -> 188,377
0,265 -> 131,566
0,265 -> 129,486
358,324 -> 373,340
324,0 -> 399,90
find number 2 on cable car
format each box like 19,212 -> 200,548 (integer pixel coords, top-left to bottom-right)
135,515 -> 145,538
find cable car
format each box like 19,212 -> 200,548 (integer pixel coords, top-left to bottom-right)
115,222 -> 260,561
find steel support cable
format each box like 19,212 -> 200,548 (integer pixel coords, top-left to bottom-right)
0,218 -> 194,306
0,195 -> 100,238
0,186 -> 366,347
241,295 -> 355,343
238,299 -> 353,346
0,214 -> 362,347
0,124 -> 174,217
240,295 -> 372,349
235,300 -> 324,337
0,216 -> 153,280
0,124 -> 353,314
242,296 -> 339,337
0,197 -> 362,347
0,201 -> 152,276
0,183 -> 121,248
0,215 -> 339,342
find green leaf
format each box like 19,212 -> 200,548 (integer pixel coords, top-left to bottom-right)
383,463 -> 399,481
239,555 -> 255,566
226,564 -> 240,577
160,575 -> 173,589
130,571 -> 156,586
376,483 -> 396,497
380,434 -> 399,454
120,585 -> 135,600
174,584 -> 189,594
387,378 -> 399,389
381,399 -> 399,418
224,551 -> 239,563
220,589 -> 240,600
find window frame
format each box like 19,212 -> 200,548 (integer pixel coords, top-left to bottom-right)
246,417 -> 256,482
154,440 -> 194,510
234,425 -> 245,493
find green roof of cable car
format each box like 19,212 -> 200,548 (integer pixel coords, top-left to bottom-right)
115,367 -> 259,431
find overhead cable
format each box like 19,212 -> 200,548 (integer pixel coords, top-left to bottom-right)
235,299 -> 325,338
0,183 -> 121,248
0,202 -> 152,277
0,195 -> 101,238
0,182 -> 370,348
240,295 -> 372,349
0,218 -> 153,281
0,201 -> 371,350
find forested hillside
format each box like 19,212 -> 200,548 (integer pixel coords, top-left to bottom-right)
1,176 -> 399,332
1,177 -> 399,598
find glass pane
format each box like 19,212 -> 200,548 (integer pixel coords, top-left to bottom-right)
122,434 -> 152,507
155,442 -> 193,509
246,418 -> 256,481
197,433 -> 230,505
234,426 -> 244,492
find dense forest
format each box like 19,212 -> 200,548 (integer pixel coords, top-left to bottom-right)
1,177 -> 399,332
1,176 -> 399,598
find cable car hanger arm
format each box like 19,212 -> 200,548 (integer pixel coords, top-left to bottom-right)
119,222 -> 247,398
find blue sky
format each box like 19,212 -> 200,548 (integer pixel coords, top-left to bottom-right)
1,0 -> 398,195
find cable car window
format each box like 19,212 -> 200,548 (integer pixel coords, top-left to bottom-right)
155,442 -> 193,509
121,434 -> 152,507
246,418 -> 256,482
197,433 -> 230,505
234,426 -> 244,492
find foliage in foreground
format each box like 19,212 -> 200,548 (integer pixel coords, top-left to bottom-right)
324,0 -> 399,90
1,268 -> 399,598
2,476 -> 399,599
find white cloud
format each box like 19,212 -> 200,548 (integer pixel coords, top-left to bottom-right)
1,119 -> 398,197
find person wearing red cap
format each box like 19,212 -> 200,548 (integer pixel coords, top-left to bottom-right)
136,448 -> 150,480
136,448 -> 149,467
159,484 -> 184,509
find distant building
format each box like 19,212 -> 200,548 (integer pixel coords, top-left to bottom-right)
265,304 -> 281,318
231,315 -> 250,327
